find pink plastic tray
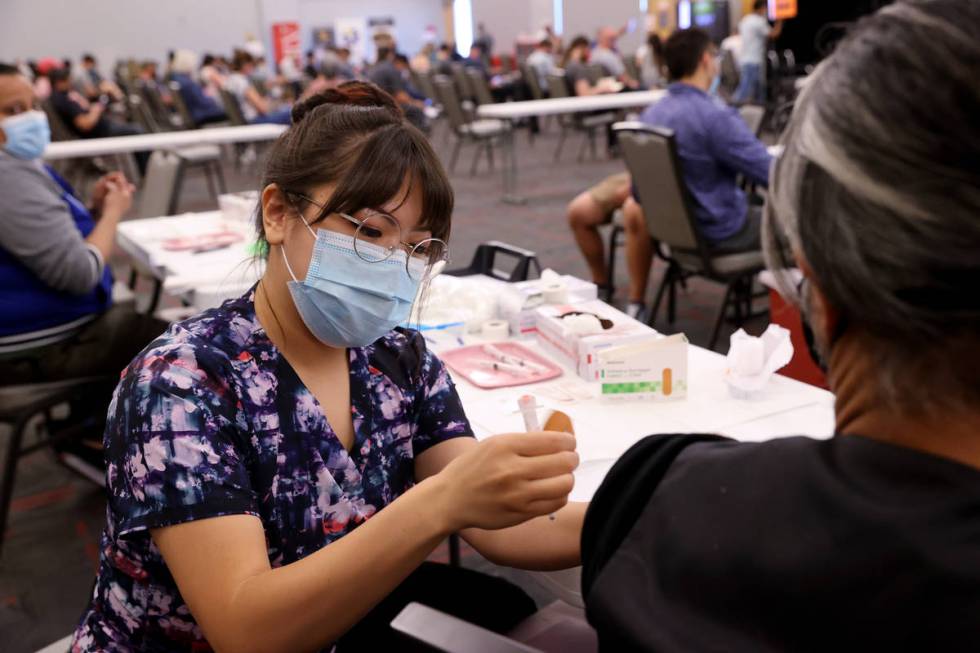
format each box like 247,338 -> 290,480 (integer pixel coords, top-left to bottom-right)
442,342 -> 563,389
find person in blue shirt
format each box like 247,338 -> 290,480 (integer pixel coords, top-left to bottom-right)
170,49 -> 228,127
623,27 -> 773,318
0,63 -> 169,472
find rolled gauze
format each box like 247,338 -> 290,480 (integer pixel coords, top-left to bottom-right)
481,320 -> 510,340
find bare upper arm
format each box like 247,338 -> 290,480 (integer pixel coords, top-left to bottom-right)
151,514 -> 270,642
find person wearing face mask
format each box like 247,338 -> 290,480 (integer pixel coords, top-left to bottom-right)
621,28 -> 772,319
71,82 -> 585,653
0,63 -> 169,473
582,2 -> 980,649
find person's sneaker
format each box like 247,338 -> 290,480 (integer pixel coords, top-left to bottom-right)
596,284 -> 615,303
626,302 -> 647,322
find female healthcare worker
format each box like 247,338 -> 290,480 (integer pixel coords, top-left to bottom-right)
71,82 -> 584,652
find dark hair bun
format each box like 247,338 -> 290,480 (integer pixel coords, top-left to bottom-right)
290,81 -> 403,124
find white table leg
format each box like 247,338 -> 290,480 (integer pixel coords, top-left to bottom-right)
501,122 -> 527,205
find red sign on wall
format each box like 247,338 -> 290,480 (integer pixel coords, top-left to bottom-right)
272,22 -> 301,65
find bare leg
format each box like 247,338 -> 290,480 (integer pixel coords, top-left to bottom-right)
624,196 -> 654,304
567,191 -> 612,286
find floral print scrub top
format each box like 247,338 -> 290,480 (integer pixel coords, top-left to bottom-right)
71,288 -> 473,651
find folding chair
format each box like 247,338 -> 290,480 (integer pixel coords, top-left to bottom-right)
614,122 -> 766,350
432,76 -> 509,176
546,73 -> 615,163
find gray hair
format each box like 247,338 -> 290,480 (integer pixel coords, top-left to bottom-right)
762,0 -> 980,410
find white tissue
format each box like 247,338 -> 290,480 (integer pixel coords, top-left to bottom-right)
415,275 -> 498,330
731,336 -> 766,376
561,314 -> 605,336
725,325 -> 794,397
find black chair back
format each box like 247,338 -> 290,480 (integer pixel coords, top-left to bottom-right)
450,64 -> 475,101
466,69 -> 495,106
432,76 -> 469,132
614,122 -> 705,257
167,80 -> 196,128
41,99 -> 76,142
521,63 -> 545,100
220,89 -> 248,126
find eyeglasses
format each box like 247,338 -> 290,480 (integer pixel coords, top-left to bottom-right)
290,193 -> 451,281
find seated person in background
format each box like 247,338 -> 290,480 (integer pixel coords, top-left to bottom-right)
32,57 -> 63,100
625,27 -> 771,316
136,60 -> 173,106
410,42 -> 435,74
0,63 -> 168,467
225,51 -> 292,125
567,172 -> 646,307
462,44 -> 489,77
368,47 -> 428,131
170,49 -> 228,126
333,47 -> 356,80
48,68 -> 149,174
393,54 -> 426,102
526,38 -> 558,90
635,33 -> 667,89
562,36 -> 621,96
582,3 -> 980,648
198,53 -> 226,100
72,53 -> 123,102
303,49 -> 318,80
433,43 -> 454,75
71,82 -> 584,653
591,26 -> 639,89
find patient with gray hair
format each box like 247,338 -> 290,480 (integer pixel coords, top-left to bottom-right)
580,1 -> 980,650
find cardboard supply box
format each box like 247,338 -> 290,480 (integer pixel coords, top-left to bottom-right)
534,300 -> 662,381
495,276 -> 599,337
596,333 -> 689,401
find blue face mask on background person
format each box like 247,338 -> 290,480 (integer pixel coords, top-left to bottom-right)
708,55 -> 722,96
281,222 -> 423,348
0,110 -> 51,160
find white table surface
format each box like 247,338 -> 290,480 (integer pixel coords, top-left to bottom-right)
116,211 -> 263,307
43,124 -> 287,160
476,90 -> 666,120
426,329 -> 834,499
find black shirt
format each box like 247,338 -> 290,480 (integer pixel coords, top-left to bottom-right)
582,433 -> 980,651
49,90 -> 110,138
564,61 -> 590,95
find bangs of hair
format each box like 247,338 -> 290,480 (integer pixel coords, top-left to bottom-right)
310,122 -> 454,243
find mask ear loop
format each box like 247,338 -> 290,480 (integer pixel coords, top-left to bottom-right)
280,243 -> 300,282
279,201 -> 320,282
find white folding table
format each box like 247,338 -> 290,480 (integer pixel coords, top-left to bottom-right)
42,124 -> 287,160
475,91 -> 666,204
115,210 -> 263,310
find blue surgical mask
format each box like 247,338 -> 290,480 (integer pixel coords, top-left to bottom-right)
281,223 -> 422,348
708,56 -> 722,96
0,110 -> 51,160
